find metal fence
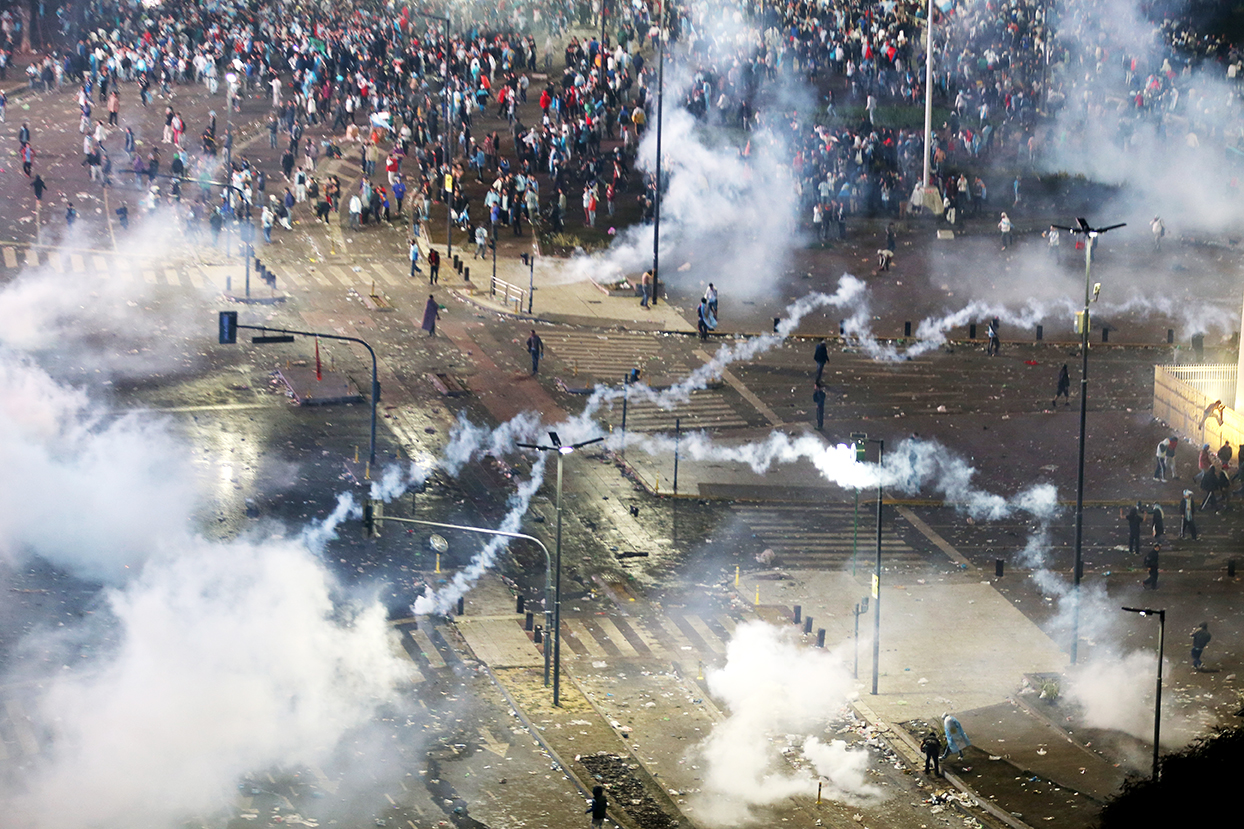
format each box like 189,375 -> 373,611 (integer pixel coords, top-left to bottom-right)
1162,364 -> 1237,404
1153,364 -> 1242,452
490,276 -> 526,314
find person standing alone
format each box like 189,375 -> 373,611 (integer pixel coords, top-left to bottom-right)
1191,622 -> 1211,670
921,729 -> 942,776
526,329 -> 544,374
1053,364 -> 1070,407
585,785 -> 608,829
814,339 -> 829,384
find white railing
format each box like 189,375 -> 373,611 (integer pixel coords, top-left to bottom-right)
490,276 -> 525,313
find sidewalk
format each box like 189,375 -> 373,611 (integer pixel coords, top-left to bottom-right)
417,231 -> 693,332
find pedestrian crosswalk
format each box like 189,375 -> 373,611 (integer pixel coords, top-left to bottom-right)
557,610 -> 739,662
605,387 -> 752,432
0,694 -> 41,762
0,246 -> 422,295
0,245 -> 194,287
539,330 -> 688,382
391,619 -> 460,685
729,503 -> 922,568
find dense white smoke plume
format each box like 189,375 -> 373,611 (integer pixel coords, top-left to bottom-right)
694,622 -> 880,826
0,352 -> 197,581
7,538 -> 407,829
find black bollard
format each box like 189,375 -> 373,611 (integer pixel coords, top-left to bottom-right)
803,616 -> 813,634
456,596 -> 465,616
1102,328 -> 1109,343
533,625 -> 542,643
525,612 -> 534,631
1192,333 -> 1205,360
1229,560 -> 1236,578
1167,329 -> 1175,344
816,629 -> 826,648
839,320 -> 846,336
773,317 -> 781,333
996,559 -> 1004,578
793,605 -> 802,624
969,323 -> 977,339
516,596 -> 525,614
904,321 -> 912,337
1036,324 -> 1043,341
463,266 -> 470,281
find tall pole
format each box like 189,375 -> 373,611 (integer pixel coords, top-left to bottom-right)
443,20 -> 452,263
920,0 -> 935,194
553,451 -> 564,706
1153,610 -> 1165,780
871,439 -> 884,695
1070,237 -> 1093,663
651,0 -> 665,306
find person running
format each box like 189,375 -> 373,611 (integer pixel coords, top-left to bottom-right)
1053,364 -> 1070,406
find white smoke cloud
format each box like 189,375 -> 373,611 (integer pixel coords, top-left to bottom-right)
0,352 -> 197,581
6,537 -> 407,829
694,621 -> 878,825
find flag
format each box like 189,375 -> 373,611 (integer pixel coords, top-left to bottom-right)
315,336 -> 322,381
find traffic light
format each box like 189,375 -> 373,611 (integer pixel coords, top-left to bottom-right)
362,499 -> 383,538
218,310 -> 238,344
1074,311 -> 1089,336
850,431 -> 867,462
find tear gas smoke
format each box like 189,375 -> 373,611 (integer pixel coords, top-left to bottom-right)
0,352 -> 197,581
5,537 -> 408,829
1064,649 -> 1203,747
693,621 -> 879,825
410,453 -> 548,615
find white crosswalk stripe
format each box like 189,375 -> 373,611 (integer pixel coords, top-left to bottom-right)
558,613 -> 735,662
608,388 -> 750,432
0,248 -> 197,287
730,503 -> 920,567
540,330 -> 690,381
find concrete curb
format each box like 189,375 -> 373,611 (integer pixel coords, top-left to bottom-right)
852,700 -> 1035,829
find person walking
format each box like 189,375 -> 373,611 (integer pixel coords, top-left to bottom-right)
705,283 -> 719,320
940,713 -> 970,764
1151,216 -> 1165,251
998,212 -> 1012,249
814,340 -> 829,384
421,295 -> 440,337
428,248 -> 440,285
65,202 -> 77,227
921,729 -> 942,776
986,318 -> 1000,356
1155,437 -> 1177,481
585,785 -> 608,829
1191,622 -> 1212,670
640,270 -> 651,309
30,174 -> 47,203
1053,364 -> 1070,406
261,204 -> 274,242
1124,503 -> 1144,554
813,383 -> 826,430
697,298 -> 712,341
348,193 -> 362,229
1179,489 -> 1198,540
526,329 -> 544,374
1150,502 -> 1165,544
408,238 -> 422,276
474,224 -> 488,259
1141,544 -> 1160,589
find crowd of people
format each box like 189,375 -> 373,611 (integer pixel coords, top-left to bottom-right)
8,0 -> 1244,252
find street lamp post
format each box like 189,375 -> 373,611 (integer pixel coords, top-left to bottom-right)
374,513 -> 555,688
1054,218 -> 1124,663
650,0 -> 665,306
1122,606 -> 1165,780
412,10 -> 453,262
217,314 -> 380,468
517,432 -> 605,706
521,251 -> 535,314
870,438 -> 884,695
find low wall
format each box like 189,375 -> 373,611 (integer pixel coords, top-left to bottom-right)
1153,364 -> 1243,452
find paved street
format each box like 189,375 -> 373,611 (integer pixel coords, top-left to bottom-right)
1,17 -> 1243,829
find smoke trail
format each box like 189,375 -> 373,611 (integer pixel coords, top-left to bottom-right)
411,453 -> 548,615
693,621 -> 879,826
